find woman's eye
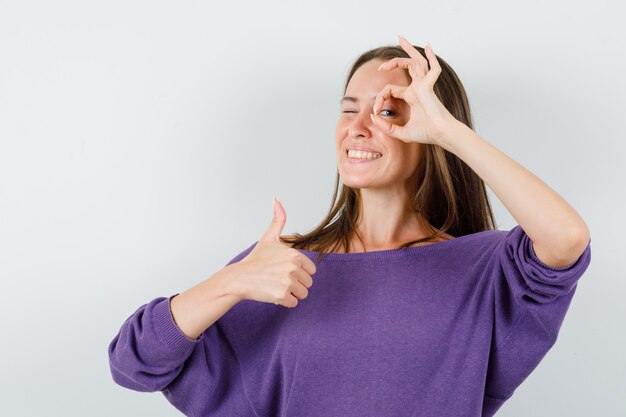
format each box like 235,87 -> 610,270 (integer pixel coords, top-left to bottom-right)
341,109 -> 395,116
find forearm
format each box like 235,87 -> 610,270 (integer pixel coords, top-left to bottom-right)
438,121 -> 590,266
170,263 -> 243,340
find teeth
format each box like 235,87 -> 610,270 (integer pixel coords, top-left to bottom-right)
348,149 -> 382,160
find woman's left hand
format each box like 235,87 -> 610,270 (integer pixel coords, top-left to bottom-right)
371,35 -> 460,146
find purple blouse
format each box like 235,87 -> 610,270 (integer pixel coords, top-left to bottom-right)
108,225 -> 592,416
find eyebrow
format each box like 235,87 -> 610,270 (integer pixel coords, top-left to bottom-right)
340,96 -> 400,105
340,96 -> 376,104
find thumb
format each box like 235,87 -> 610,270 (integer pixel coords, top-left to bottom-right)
259,196 -> 287,244
371,113 -> 404,139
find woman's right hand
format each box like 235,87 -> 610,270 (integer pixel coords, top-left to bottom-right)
232,197 -> 317,308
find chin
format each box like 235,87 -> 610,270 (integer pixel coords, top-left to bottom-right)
340,175 -> 378,190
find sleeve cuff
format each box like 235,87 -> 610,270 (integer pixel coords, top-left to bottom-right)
151,294 -> 205,357
528,235 -> 591,271
502,225 -> 592,303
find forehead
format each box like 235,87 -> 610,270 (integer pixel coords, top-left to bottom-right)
345,59 -> 411,96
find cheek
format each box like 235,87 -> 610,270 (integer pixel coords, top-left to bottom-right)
335,122 -> 347,137
335,125 -> 348,147
391,144 -> 421,169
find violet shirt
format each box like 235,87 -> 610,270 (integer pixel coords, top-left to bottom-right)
108,225 -> 592,416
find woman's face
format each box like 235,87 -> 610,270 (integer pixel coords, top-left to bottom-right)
336,58 -> 423,191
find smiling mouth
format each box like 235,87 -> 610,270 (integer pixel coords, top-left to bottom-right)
346,149 -> 383,160
345,151 -> 384,164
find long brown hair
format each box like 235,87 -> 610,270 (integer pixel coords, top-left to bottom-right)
279,43 -> 497,263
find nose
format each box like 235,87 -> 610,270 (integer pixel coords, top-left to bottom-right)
348,108 -> 375,138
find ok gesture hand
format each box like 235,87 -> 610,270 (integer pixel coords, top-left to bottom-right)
370,35 -> 460,146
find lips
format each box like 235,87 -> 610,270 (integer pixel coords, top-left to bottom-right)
345,147 -> 382,154
345,150 -> 383,164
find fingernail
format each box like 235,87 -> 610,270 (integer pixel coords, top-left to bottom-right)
377,62 -> 385,71
273,196 -> 276,209
370,114 -> 376,122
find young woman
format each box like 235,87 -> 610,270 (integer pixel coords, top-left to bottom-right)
109,35 -> 592,416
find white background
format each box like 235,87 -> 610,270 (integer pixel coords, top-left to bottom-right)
1,0 -> 624,416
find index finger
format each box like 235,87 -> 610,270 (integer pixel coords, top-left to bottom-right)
373,83 -> 408,115
295,252 -> 317,276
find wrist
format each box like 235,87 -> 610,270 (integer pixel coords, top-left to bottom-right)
436,120 -> 470,153
214,263 -> 246,303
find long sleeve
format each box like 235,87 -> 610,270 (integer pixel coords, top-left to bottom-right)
107,241 -> 259,416
482,225 -> 592,415
107,294 -> 204,393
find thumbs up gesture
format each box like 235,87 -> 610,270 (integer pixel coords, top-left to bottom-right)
235,197 -> 317,308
